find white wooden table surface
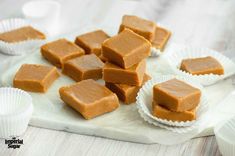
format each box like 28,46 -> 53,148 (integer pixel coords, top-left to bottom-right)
1,0 -> 235,155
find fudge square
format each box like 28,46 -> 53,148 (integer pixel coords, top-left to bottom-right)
103,59 -> 146,86
152,101 -> 196,121
180,56 -> 224,75
151,26 -> 171,51
62,54 -> 104,82
118,15 -> 156,41
41,39 -> 85,68
102,29 -> 151,69
99,54 -> 108,62
59,79 -> 119,119
105,74 -> 151,104
75,30 -> 109,56
0,26 -> 45,43
153,78 -> 201,112
13,64 -> 60,93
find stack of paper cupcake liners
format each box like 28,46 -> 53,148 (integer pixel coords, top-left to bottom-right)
215,115 -> 235,156
0,87 -> 33,138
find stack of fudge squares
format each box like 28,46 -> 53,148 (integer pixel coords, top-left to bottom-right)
152,79 -> 201,121
102,29 -> 151,104
13,15 -> 171,120
104,15 -> 171,104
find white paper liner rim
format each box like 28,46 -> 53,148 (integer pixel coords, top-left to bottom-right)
138,107 -> 199,133
150,47 -> 162,57
136,75 -> 210,132
163,46 -> 235,86
0,18 -> 47,55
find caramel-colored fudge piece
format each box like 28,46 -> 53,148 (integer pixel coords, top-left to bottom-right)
59,79 -> 119,119
106,74 -> 151,104
99,54 -> 108,62
62,54 -> 104,81
41,39 -> 85,68
0,26 -> 45,43
152,101 -> 196,121
153,78 -> 201,112
118,15 -> 156,41
102,29 -> 151,69
103,60 -> 146,86
13,64 -> 60,92
180,56 -> 224,75
75,30 -> 109,56
151,26 -> 171,51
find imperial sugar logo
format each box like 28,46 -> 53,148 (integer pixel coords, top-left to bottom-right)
5,136 -> 23,149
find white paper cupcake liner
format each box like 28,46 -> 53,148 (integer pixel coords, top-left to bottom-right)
163,46 -> 235,86
214,116 -> 235,156
151,47 -> 162,57
0,18 -> 47,55
0,87 -> 33,138
136,75 -> 210,133
138,107 -> 205,133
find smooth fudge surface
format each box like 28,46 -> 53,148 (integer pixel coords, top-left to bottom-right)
180,56 -> 224,75
118,15 -> 156,41
13,64 -> 60,92
59,79 -> 119,119
41,39 -> 85,68
0,26 -> 45,43
62,54 -> 104,81
102,29 -> 151,69
103,59 -> 146,86
75,30 -> 109,56
153,78 -> 201,112
151,26 -> 171,51
152,101 -> 196,121
105,74 -> 151,104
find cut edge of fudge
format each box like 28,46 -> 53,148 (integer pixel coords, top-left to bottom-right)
105,73 -> 151,104
103,59 -> 146,86
152,101 -> 196,122
99,54 -> 108,62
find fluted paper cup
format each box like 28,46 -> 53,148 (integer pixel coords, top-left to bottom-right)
136,75 -> 210,133
215,116 -> 235,156
0,87 -> 33,138
0,18 -> 47,55
163,46 -> 235,86
138,107 -> 205,133
151,48 -> 162,57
